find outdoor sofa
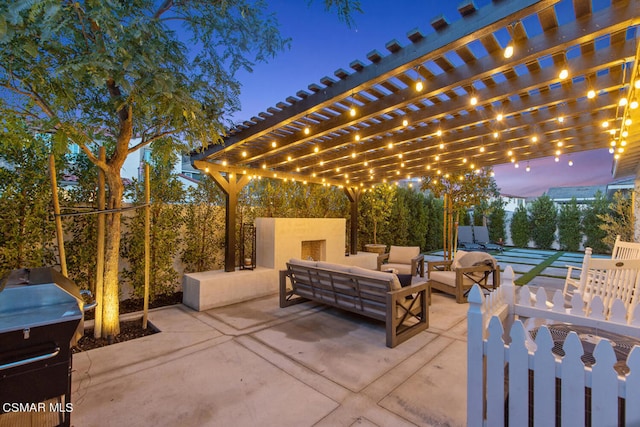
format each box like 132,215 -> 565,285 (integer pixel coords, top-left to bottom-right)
280,259 -> 429,347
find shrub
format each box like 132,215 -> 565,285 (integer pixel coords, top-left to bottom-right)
557,197 -> 582,251
510,205 -> 530,247
529,194 -> 557,249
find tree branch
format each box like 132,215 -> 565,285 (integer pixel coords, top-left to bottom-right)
153,0 -> 174,19
127,129 -> 178,155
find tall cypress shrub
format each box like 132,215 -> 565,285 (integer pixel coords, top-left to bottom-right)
529,195 -> 557,249
488,198 -> 507,243
582,190 -> 611,253
510,205 -> 530,248
557,197 -> 582,251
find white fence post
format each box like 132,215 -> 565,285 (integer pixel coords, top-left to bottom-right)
467,284 -> 485,427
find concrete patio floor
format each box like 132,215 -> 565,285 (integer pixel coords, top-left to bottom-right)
67,250 -> 567,427
1,249 -> 569,427
69,291 -> 474,427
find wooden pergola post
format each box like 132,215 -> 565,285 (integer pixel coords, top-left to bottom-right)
208,170 -> 251,272
344,187 -> 361,255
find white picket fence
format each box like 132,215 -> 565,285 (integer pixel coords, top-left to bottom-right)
467,266 -> 640,427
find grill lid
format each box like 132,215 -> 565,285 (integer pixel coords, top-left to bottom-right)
0,267 -> 91,344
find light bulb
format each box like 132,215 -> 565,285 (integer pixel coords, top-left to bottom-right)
304,127 -> 310,135
554,156 -> 560,162
286,156 -> 292,162
402,119 -> 409,126
349,107 -> 356,117
631,99 -> 639,109
355,134 -> 360,141
507,150 -> 513,156
602,121 -> 609,128
388,142 -> 393,149
514,163 -> 519,168
609,147 -> 615,154
493,132 -> 499,139
636,80 -> 640,89
436,129 -> 442,137
351,152 -> 356,158
222,160 -> 227,166
568,160 -> 574,166
619,97 -> 628,107
470,96 -> 478,106
557,141 -> 563,147
242,151 -> 247,157
587,89 -> 596,99
416,80 -> 424,92
526,165 -> 531,172
558,116 -> 564,123
479,146 -> 485,153
497,113 -> 503,121
615,153 -> 620,159
462,158 -> 467,163
504,45 -> 514,59
559,69 -> 569,80
439,143 -> 444,149
314,146 -> 319,153
531,136 -> 538,143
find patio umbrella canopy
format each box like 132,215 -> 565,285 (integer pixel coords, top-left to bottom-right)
192,0 -> 640,186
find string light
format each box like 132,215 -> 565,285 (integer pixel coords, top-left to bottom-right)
470,96 -> 478,106
559,68 -> 569,80
587,89 -> 596,99
436,129 -> 442,137
619,97 -> 628,107
242,151 -> 247,157
568,159 -> 574,166
402,119 -> 409,127
558,116 -> 565,123
526,163 -> 531,172
496,113 -> 503,121
631,99 -> 639,109
271,141 -> 277,148
504,44 -> 514,59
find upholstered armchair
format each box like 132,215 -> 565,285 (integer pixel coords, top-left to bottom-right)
377,245 -> 425,277
427,250 -> 500,303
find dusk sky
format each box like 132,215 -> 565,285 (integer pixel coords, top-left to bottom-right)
231,0 -> 624,197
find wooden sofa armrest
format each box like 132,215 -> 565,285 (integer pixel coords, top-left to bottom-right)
386,281 -> 430,347
428,260 -> 452,273
377,253 -> 390,271
279,269 -> 309,308
411,254 -> 425,277
455,264 -> 500,290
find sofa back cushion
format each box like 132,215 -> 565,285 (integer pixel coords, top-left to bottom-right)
349,266 -> 401,291
388,246 -> 420,264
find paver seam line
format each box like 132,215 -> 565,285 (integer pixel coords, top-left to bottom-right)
73,333 -> 235,391
234,334 -> 352,401
202,302 -> 331,336
371,337 -> 464,426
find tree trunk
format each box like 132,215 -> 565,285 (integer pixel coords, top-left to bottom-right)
101,170 -> 124,337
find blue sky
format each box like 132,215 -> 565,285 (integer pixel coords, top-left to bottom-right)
230,0 -> 619,197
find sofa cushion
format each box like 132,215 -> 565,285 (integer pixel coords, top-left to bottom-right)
288,258 -> 317,268
388,246 -> 420,264
383,263 -> 413,275
429,270 -> 476,288
349,266 -> 401,290
316,261 -> 351,273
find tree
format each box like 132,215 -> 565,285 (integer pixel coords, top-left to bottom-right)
1,1 -> 358,336
488,198 -> 506,243
359,184 -> 395,245
557,198 -> 582,252
529,194 -> 557,249
421,168 -> 498,259
583,190 -> 612,253
510,205 -> 530,248
599,191 -> 634,249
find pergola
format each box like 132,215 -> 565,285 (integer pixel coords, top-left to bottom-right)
192,0 -> 640,271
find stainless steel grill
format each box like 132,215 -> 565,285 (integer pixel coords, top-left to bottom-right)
0,267 -> 95,427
